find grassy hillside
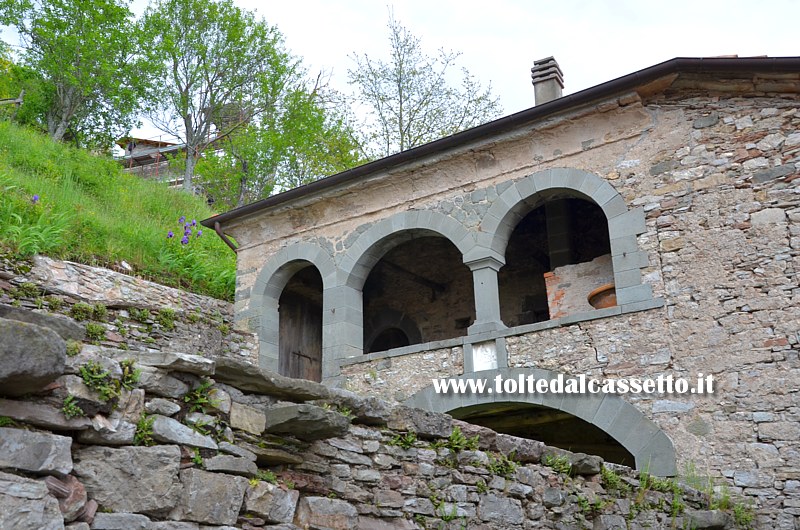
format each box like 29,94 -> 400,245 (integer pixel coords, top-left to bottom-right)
0,121 -> 235,300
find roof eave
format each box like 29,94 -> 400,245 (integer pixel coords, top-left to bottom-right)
201,56 -> 800,230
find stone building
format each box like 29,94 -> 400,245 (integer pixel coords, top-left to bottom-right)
203,56 -> 800,515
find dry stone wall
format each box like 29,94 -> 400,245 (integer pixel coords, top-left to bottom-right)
0,306 -> 758,529
0,254 -> 258,364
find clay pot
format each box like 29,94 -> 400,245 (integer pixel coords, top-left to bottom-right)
588,283 -> 616,309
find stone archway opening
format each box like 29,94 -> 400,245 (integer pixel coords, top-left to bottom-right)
362,235 -> 475,353
451,401 -> 635,467
278,264 -> 323,381
499,197 -> 612,327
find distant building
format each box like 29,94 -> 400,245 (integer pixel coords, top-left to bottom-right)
115,137 -> 185,186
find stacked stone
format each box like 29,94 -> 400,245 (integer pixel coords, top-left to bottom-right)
0,255 -> 258,363
0,305 -> 753,529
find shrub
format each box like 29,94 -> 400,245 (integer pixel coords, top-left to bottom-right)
85,322 -> 106,343
119,359 -> 140,390
129,307 -> 151,323
61,396 -> 85,419
65,339 -> 82,357
92,303 -> 108,321
70,302 -> 94,321
183,378 -> 218,413
134,414 -> 155,446
156,308 -> 176,331
79,361 -> 118,402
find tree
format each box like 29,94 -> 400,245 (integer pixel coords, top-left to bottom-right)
195,80 -> 363,208
348,13 -> 502,158
140,0 -> 297,192
0,0 -> 150,147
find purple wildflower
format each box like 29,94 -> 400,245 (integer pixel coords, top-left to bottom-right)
191,219 -> 197,226
196,230 -> 202,237
167,230 -> 174,239
178,216 -> 186,224
180,235 -> 189,245
31,194 -> 39,204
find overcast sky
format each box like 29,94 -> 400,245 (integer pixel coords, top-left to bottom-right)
238,0 -> 800,113
130,0 -> 799,139
10,0 -> 800,140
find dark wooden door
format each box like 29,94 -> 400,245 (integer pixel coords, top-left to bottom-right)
278,293 -> 322,382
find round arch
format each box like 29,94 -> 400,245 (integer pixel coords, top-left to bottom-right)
249,243 -> 337,372
481,168 -> 634,257
339,211 -> 476,290
405,367 -> 677,476
478,167 -> 653,308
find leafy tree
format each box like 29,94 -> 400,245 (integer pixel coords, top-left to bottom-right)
195,81 -> 363,208
0,0 -> 150,147
348,12 -> 502,157
141,0 -> 293,192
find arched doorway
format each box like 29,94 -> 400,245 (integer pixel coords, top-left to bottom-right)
278,264 -> 323,382
362,235 -> 475,352
499,197 -> 612,326
451,402 -> 634,466
405,367 -> 677,476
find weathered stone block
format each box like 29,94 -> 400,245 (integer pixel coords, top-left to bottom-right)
0,471 -> 64,530
214,357 -> 330,401
0,303 -> 84,341
171,468 -> 248,526
593,514 -> 627,529
44,475 -> 86,523
0,427 -> 73,476
229,402 -> 266,435
137,366 -> 190,399
91,513 -> 151,529
477,493 -> 524,525
146,397 -> 182,416
386,406 -> 452,439
203,455 -> 257,477
759,421 -> 800,441
0,318 -> 66,397
244,481 -> 299,523
73,445 -> 182,516
121,350 -> 215,376
294,496 -> 358,530
263,403 -> 349,441
151,414 -> 218,450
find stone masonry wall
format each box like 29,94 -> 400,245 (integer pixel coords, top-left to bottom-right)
0,254 -> 258,364
236,90 -> 800,525
0,306 -> 759,529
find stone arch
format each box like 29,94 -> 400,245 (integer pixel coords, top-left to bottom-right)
364,307 -> 422,353
480,167 -> 652,308
405,367 -> 677,476
339,211 -> 475,290
249,243 -> 337,372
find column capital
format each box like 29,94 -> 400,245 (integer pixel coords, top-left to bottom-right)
464,255 -> 505,272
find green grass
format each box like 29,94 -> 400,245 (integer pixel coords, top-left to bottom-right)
0,121 -> 235,300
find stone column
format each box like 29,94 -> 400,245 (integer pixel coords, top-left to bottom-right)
321,284 -> 363,380
465,256 -> 505,335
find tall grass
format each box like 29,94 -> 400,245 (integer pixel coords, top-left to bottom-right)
0,121 -> 235,300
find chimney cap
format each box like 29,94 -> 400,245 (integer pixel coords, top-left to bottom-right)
531,56 -> 564,89
531,56 -> 564,105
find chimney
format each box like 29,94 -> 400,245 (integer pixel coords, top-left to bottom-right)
531,57 -> 564,105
